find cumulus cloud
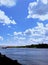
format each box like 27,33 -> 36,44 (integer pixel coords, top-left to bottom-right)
0,10 -> 16,25
0,36 -> 3,41
7,22 -> 48,45
27,0 -> 48,21
0,0 -> 16,7
24,22 -> 48,44
37,0 -> 48,4
14,31 -> 22,35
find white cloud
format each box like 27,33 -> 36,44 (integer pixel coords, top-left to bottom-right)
4,22 -> 48,45
0,0 -> 16,7
38,0 -> 48,4
7,34 -> 13,36
9,22 -> 47,45
0,10 -> 16,25
0,36 -> 3,41
24,22 -> 48,44
11,22 -> 48,45
18,37 -> 26,40
27,0 -> 48,21
24,29 -> 33,36
14,31 -> 22,35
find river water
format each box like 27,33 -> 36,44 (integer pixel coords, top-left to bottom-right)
0,48 -> 48,65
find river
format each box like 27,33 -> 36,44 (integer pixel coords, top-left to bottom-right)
0,48 -> 48,65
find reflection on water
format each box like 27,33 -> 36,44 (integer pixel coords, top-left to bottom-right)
0,48 -> 48,65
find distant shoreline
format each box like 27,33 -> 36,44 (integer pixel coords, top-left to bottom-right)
1,44 -> 48,49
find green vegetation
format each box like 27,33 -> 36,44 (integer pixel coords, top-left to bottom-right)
16,44 -> 48,48
2,43 -> 48,48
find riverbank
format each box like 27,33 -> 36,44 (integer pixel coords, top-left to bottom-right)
0,53 -> 22,65
1,44 -> 48,48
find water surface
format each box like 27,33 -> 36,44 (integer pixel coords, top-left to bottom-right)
0,48 -> 48,65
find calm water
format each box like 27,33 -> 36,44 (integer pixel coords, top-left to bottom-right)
0,48 -> 48,65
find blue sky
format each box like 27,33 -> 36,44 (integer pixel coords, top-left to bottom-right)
0,0 -> 48,46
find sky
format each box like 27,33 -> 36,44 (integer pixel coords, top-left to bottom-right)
0,0 -> 48,46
